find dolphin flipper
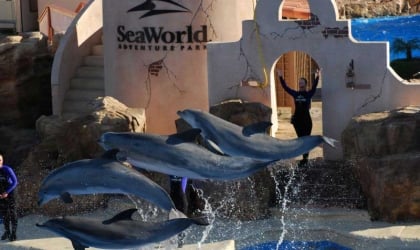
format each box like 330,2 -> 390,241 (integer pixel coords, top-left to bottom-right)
60,192 -> 73,203
322,136 -> 337,148
203,139 -> 226,155
242,121 -> 273,136
102,208 -> 137,225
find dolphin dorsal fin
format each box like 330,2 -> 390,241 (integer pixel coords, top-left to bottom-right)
166,129 -> 202,144
242,121 -> 272,136
101,148 -> 120,160
102,208 -> 137,225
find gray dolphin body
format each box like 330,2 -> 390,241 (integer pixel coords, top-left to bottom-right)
177,109 -> 336,161
98,129 -> 276,180
36,208 -> 208,250
38,150 -> 176,211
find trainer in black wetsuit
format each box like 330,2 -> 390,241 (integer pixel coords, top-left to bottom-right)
0,154 -> 18,241
277,69 -> 320,165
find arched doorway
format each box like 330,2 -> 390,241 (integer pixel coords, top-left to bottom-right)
274,51 -> 323,159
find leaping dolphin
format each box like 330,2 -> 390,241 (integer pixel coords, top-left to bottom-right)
38,149 -> 176,211
177,109 -> 336,161
98,129 -> 277,180
36,208 -> 209,250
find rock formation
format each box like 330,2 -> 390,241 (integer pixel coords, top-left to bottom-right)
342,106 -> 420,222
0,32 -> 52,128
16,96 -> 146,216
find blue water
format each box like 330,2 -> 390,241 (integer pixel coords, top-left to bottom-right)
241,240 -> 352,250
351,14 -> 420,61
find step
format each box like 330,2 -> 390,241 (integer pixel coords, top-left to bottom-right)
92,44 -> 103,56
83,55 -> 104,66
65,89 -> 104,101
70,78 -> 104,90
76,66 -> 104,78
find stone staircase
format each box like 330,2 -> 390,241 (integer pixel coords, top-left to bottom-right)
61,43 -> 104,118
273,160 -> 366,209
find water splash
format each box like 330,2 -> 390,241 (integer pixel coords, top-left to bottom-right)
126,195 -> 160,221
269,162 -> 298,250
125,195 -> 178,250
192,186 -> 216,249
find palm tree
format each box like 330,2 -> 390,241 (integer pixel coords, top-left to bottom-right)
391,38 -> 420,61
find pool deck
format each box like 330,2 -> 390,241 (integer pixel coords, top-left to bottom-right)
1,207 -> 420,249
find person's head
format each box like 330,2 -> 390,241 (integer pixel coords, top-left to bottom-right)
298,77 -> 308,91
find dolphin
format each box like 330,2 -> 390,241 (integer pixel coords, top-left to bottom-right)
36,208 -> 209,250
177,109 -> 336,161
98,129 -> 277,180
38,149 -> 176,211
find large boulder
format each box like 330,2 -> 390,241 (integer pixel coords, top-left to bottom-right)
16,96 -> 147,216
0,32 -> 52,128
342,106 -> 420,222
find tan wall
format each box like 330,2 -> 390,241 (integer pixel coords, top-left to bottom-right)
103,0 -> 254,134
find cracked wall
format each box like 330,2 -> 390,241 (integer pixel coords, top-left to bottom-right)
103,0 -> 254,134
207,0 -> 420,160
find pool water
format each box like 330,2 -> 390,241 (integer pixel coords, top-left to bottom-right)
241,240 -> 352,250
351,14 -> 420,61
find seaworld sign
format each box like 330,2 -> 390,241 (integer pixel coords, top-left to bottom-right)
103,0 -> 248,134
116,25 -> 209,51
113,0 -> 209,52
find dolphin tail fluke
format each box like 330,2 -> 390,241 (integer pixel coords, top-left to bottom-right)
322,136 -> 338,148
169,208 -> 187,219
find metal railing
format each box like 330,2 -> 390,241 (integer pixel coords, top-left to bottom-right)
38,2 -> 86,43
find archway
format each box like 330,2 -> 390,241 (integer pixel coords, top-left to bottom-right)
274,51 -> 323,159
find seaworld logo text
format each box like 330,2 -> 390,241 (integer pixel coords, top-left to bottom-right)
118,1 -> 207,51
117,25 -> 208,52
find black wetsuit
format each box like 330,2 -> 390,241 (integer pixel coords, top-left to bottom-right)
0,165 -> 18,241
279,75 -> 319,161
169,175 -> 204,216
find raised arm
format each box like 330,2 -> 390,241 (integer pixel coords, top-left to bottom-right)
308,69 -> 321,97
276,69 -> 297,97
